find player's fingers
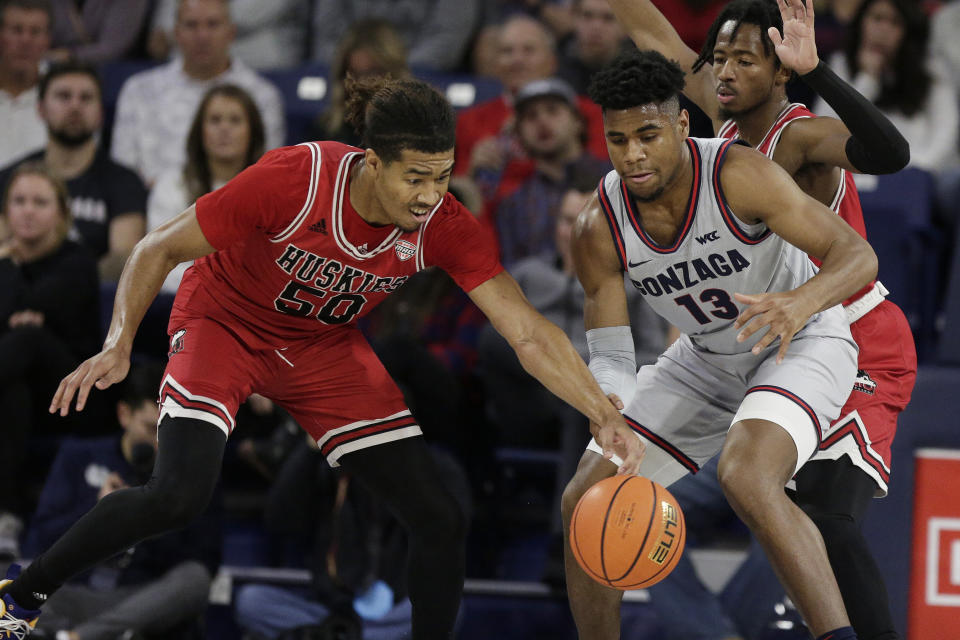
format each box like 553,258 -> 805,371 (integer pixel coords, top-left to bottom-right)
607,393 -> 624,410
776,332 -> 795,364
737,315 -> 770,342
734,301 -> 767,332
750,327 -> 779,355
775,0 -> 789,16
617,437 -> 645,476
74,363 -> 112,412
767,27 -> 783,48
597,426 -> 615,460
50,370 -> 79,415
804,0 -> 814,22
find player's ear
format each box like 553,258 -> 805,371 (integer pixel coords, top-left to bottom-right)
364,148 -> 382,176
677,108 -> 690,139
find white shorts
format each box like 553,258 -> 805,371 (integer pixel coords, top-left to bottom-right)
586,331 -> 858,487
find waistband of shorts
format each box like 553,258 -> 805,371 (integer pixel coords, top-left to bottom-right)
845,281 -> 888,324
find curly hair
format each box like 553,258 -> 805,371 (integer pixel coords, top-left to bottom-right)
343,74 -> 456,163
588,49 -> 685,113
692,0 -> 783,73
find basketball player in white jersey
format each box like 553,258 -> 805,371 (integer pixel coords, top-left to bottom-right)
603,2 -> 915,638
561,50 -> 876,640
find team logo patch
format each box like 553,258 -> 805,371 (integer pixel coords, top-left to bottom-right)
395,239 -> 417,261
169,329 -> 186,356
853,369 -> 876,395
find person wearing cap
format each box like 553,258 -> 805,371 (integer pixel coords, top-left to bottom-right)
494,77 -> 610,267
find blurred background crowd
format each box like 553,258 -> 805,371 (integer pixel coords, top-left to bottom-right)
1,0 -> 959,638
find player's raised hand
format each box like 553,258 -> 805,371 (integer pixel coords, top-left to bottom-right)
733,289 -> 818,364
49,346 -> 131,416
768,0 -> 818,75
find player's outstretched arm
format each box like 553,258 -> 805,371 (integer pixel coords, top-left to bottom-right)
606,0 -> 720,124
49,205 -> 217,416
720,145 -> 877,362
770,0 -> 909,174
468,269 -> 644,475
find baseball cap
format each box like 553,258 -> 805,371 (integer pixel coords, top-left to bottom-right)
514,77 -> 578,113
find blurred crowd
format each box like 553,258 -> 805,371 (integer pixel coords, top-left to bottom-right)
0,0 -> 958,638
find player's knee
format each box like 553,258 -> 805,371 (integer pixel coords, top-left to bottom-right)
141,476 -> 213,529
809,511 -> 859,554
407,489 -> 466,547
716,459 -> 779,525
561,474 -> 590,525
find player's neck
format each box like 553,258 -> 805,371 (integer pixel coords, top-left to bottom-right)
348,159 -> 388,226
44,138 -> 98,180
732,95 -> 791,148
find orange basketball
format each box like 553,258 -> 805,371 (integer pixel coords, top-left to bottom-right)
569,475 -> 686,590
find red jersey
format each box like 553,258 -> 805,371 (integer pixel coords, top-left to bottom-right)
173,141 -> 503,349
717,103 -> 875,306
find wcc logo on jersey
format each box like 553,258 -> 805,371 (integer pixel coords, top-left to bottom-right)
395,240 -> 417,261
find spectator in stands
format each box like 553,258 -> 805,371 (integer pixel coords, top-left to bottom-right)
0,162 -> 99,560
557,0 -> 631,94
0,0 -> 52,170
24,362 -> 221,640
234,443 -> 471,639
307,18 -> 410,146
46,0 -> 151,64
311,0 -> 479,72
495,77 -> 609,266
0,61 -> 147,282
111,0 -> 284,186
147,83 -> 264,294
148,0 -> 309,71
815,0 -> 960,172
454,13 -> 607,213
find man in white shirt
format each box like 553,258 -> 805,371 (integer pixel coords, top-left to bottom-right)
110,0 -> 285,186
0,0 -> 51,170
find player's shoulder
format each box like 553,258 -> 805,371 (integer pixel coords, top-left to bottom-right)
256,141 -> 357,176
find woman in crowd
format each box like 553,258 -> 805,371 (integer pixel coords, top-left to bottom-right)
0,162 -> 100,560
814,0 -> 959,172
146,83 -> 265,294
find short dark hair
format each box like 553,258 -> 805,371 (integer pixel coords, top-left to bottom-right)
38,60 -> 102,101
588,49 -> 685,113
119,362 -> 165,409
0,0 -> 52,27
343,74 -> 456,163
693,0 -> 782,73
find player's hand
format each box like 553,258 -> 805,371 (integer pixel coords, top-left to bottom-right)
591,396 -> 645,476
49,346 -> 132,416
733,290 -> 818,363
768,0 -> 818,75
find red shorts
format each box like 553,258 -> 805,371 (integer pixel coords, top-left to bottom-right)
158,316 -> 421,466
810,300 -> 917,496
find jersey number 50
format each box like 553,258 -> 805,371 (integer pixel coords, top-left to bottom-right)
274,281 -> 367,325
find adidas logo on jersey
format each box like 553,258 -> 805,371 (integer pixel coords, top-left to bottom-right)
308,220 -> 327,234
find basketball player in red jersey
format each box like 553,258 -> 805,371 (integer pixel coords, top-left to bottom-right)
0,76 -> 643,639
586,0 -> 915,638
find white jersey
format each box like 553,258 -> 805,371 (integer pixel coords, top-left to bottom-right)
598,137 -> 849,354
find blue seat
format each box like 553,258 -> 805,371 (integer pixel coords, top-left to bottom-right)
854,168 -> 941,356
938,224 -> 960,364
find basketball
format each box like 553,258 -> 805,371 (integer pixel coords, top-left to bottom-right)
569,475 -> 686,590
